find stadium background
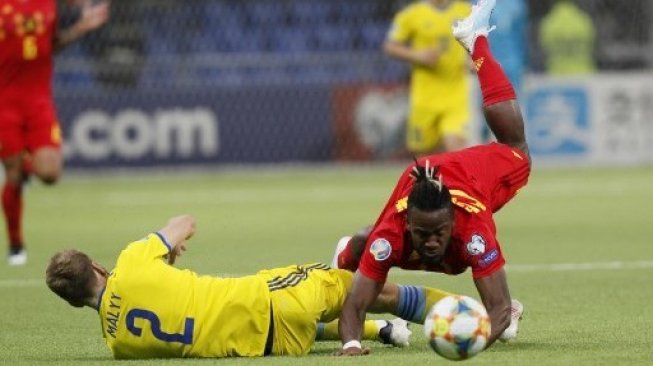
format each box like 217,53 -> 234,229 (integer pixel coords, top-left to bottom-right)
1,1 -> 653,365
53,0 -> 653,168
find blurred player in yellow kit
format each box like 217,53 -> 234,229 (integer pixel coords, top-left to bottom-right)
46,215 -> 453,359
384,0 -> 472,154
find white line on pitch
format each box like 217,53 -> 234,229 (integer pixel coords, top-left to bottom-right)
2,260 -> 653,288
0,278 -> 43,288
506,260 -> 653,272
389,260 -> 653,276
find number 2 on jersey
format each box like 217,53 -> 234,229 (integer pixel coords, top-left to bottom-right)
126,309 -> 195,345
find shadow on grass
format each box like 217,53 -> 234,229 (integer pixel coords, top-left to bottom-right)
26,355 -> 236,364
309,348 -> 339,356
26,356 -> 111,362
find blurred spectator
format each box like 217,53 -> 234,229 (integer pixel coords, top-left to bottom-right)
489,0 -> 528,93
83,1 -> 144,87
383,0 -> 472,155
539,0 -> 596,75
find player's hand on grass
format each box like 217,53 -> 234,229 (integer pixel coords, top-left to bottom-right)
333,347 -> 370,356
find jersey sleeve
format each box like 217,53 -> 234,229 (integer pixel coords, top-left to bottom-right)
387,7 -> 413,43
462,225 -> 505,279
357,228 -> 401,283
118,232 -> 173,265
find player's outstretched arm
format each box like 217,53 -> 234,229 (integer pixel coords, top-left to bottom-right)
158,215 -> 196,265
336,273 -> 385,356
473,268 -> 512,346
383,40 -> 441,68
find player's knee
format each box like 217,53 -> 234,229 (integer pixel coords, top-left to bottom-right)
376,284 -> 400,313
349,235 -> 367,260
37,168 -> 61,185
32,156 -> 63,185
3,158 -> 24,184
32,148 -> 63,184
3,168 -> 23,184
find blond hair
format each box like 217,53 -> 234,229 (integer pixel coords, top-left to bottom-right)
45,250 -> 96,307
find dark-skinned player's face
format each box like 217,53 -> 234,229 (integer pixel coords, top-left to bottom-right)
407,207 -> 454,266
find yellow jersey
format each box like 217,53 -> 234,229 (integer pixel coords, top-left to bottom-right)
388,0 -> 471,108
97,233 -> 271,359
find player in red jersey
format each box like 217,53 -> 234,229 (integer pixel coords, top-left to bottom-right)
334,0 -> 529,355
0,0 -> 109,265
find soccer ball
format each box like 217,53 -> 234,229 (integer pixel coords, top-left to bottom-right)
423,295 -> 491,360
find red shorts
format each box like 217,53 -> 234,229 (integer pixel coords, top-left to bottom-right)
419,142 -> 530,212
0,94 -> 62,158
478,143 -> 530,212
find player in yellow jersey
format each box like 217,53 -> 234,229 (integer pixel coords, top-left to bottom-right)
384,0 -> 472,154
45,215 -> 455,359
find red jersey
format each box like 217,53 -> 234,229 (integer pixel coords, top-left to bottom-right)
0,0 -> 57,96
357,143 -> 530,282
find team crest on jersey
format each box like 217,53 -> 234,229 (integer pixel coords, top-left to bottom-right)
370,238 -> 392,261
466,234 -> 486,256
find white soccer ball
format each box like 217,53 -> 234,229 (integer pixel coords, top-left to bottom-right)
423,295 -> 491,360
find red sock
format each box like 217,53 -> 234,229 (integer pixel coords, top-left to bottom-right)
337,239 -> 359,272
2,182 -> 23,248
472,36 -> 516,107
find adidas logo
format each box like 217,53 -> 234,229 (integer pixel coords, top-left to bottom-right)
474,57 -> 485,71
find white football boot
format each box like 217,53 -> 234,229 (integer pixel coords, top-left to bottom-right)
499,299 -> 524,342
8,247 -> 27,266
378,318 -> 412,347
452,0 -> 497,54
330,236 -> 351,268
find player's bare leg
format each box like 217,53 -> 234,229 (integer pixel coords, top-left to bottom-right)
32,147 -> 62,185
453,0 -> 529,159
331,227 -> 371,270
3,154 -> 26,265
483,99 -> 528,156
317,280 -> 452,348
3,147 -> 61,265
453,0 -> 527,341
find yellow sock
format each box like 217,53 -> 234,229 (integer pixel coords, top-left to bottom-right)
396,285 -> 452,323
315,319 -> 383,341
422,286 -> 451,322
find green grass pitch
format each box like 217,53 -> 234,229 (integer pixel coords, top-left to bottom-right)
1,165 -> 652,365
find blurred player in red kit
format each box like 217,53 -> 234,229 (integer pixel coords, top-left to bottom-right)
333,0 -> 530,356
0,0 -> 109,265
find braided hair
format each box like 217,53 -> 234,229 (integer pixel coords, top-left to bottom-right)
407,158 -> 453,213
